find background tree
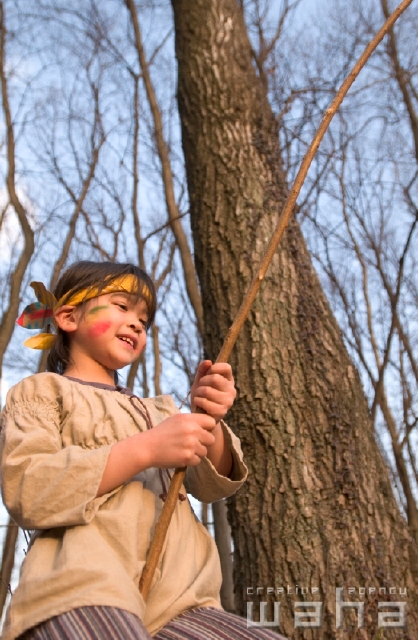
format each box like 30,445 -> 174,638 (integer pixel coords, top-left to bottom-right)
171,0 -> 418,638
261,0 -> 418,550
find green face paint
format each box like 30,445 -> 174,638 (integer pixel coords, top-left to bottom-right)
87,305 -> 109,316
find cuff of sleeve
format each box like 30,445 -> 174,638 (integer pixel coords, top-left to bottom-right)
83,444 -> 124,522
184,421 -> 248,503
220,420 -> 246,482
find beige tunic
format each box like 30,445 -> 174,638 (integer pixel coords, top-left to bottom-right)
0,373 -> 247,639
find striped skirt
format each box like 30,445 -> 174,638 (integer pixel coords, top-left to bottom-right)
18,606 -> 288,640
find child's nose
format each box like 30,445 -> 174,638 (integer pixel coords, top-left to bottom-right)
128,316 -> 142,330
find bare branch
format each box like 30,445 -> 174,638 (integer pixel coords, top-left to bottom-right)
0,1 -> 35,373
125,0 -> 204,336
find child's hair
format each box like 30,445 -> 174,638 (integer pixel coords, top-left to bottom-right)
46,261 -> 156,376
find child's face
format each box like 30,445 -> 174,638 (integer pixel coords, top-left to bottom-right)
69,291 -> 149,373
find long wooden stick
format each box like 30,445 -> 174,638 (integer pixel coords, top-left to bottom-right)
139,0 -> 414,600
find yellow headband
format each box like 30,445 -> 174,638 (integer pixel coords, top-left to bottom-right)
17,275 -> 153,350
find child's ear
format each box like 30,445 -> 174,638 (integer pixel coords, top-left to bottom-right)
54,305 -> 79,333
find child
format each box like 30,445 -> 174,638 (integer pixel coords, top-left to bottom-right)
0,261 -> 286,640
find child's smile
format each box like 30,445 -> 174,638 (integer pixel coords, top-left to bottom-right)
117,333 -> 138,349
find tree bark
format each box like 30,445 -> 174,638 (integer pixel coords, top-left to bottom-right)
171,1 -> 418,637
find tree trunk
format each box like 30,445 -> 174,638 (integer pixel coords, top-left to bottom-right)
171,1 -> 418,637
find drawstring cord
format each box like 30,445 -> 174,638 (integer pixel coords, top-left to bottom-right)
117,387 -> 186,503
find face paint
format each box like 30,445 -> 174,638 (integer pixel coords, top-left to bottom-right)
85,304 -> 111,338
87,320 -> 112,338
87,305 -> 109,316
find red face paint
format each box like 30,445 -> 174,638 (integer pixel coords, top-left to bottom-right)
87,320 -> 112,338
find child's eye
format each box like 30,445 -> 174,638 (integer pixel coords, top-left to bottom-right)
117,303 -> 128,310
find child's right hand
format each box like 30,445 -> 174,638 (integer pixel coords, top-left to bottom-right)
97,413 -> 217,497
142,413 -> 217,469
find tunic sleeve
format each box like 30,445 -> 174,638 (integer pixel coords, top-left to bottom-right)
184,420 -> 248,503
0,375 -> 117,530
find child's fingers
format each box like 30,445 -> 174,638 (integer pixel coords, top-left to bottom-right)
194,362 -> 233,387
150,414 -> 217,467
198,364 -> 234,388
190,362 -> 235,422
196,374 -> 236,393
193,363 -> 236,418
193,413 -> 217,431
197,428 -> 216,447
181,418 -> 216,463
193,396 -> 225,418
207,363 -> 234,380
193,390 -> 236,417
194,360 -> 212,384
193,393 -> 235,420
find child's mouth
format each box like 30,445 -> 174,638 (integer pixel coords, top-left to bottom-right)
118,335 -> 137,349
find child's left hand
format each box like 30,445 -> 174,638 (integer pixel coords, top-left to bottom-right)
190,360 -> 236,422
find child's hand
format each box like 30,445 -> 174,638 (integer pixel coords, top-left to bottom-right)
144,413 -> 217,468
97,413 -> 218,495
190,360 -> 236,422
